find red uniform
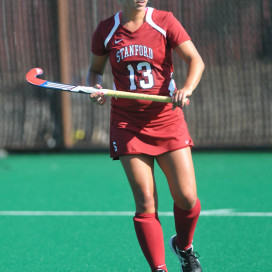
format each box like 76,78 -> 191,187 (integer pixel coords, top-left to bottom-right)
92,7 -> 193,159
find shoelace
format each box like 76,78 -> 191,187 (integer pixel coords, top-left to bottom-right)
183,251 -> 200,269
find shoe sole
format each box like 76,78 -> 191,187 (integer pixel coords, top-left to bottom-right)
169,235 -> 177,255
169,235 -> 185,268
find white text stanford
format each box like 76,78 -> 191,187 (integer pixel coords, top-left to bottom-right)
116,45 -> 153,62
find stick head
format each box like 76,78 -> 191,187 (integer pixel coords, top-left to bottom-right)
26,68 -> 46,86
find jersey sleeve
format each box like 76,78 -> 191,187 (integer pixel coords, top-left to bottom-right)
166,12 -> 191,48
91,22 -> 108,56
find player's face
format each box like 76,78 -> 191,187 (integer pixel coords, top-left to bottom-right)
120,0 -> 148,11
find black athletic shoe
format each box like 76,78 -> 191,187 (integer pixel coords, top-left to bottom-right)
169,235 -> 202,272
155,270 -> 167,272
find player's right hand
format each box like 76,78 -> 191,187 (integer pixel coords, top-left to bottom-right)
89,84 -> 107,106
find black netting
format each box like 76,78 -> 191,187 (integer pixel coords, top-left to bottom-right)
0,0 -> 271,150
0,0 -> 62,150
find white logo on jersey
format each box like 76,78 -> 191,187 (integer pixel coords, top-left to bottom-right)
116,44 -> 153,63
113,141 -> 118,152
115,39 -> 123,44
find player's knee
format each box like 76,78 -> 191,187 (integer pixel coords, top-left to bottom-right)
136,194 -> 157,213
175,191 -> 198,210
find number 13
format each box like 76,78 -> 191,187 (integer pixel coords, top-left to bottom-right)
127,62 -> 154,90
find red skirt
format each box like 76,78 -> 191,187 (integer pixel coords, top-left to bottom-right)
110,118 -> 193,160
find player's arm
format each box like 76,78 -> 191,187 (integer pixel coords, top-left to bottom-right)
172,40 -> 205,109
87,53 -> 109,105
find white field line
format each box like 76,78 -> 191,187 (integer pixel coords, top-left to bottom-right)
0,209 -> 272,217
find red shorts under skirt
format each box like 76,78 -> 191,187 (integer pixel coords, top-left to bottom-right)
110,121 -> 193,160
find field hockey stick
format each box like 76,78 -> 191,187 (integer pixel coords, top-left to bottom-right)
26,68 -> 189,105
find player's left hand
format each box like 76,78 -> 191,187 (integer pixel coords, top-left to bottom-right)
171,87 -> 192,110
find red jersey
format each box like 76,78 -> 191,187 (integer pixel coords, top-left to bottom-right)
92,8 -> 193,158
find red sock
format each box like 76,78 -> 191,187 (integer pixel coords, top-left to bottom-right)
174,198 -> 201,250
133,213 -> 168,272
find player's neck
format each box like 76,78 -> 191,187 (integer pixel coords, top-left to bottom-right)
121,8 -> 146,26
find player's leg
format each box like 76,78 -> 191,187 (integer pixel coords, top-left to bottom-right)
156,147 -> 198,210
156,147 -> 202,272
120,154 -> 168,272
